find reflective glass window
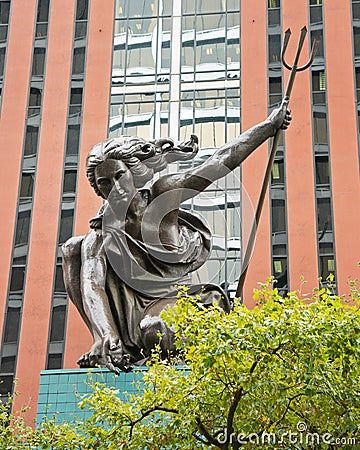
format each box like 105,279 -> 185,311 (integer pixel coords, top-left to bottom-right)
269,76 -> 282,107
0,375 -> 13,397
47,353 -> 62,370
29,87 -> 42,106
0,25 -> 7,42
320,255 -> 335,280
310,5 -> 322,24
311,29 -> 324,57
271,159 -> 285,184
75,21 -> 87,39
353,2 -> 360,20
0,356 -> 15,374
196,0 -> 226,13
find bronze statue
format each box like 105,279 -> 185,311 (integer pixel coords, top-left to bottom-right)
62,103 -> 291,373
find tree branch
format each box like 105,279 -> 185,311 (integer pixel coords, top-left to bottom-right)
128,405 -> 179,439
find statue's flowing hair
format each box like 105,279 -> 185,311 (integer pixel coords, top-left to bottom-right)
86,135 -> 199,198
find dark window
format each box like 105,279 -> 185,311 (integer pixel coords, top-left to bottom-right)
49,305 -> 66,341
24,126 -> 39,156
12,255 -> 26,265
268,1 -> 280,27
0,24 -> 8,42
3,307 -> 21,343
54,265 -> 65,293
313,112 -> 328,144
63,170 -> 77,194
47,353 -> 62,370
0,375 -> 13,397
317,197 -> 332,231
319,242 -> 334,255
70,88 -> 83,105
272,199 -> 286,233
310,5 -> 322,24
66,124 -> 80,155
35,23 -> 48,38
272,244 -> 287,256
0,1 -> 10,25
20,173 -> 35,198
75,21 -> 87,39
72,47 -> 85,75
76,0 -> 89,20
356,67 -> 360,102
0,356 -> 16,374
353,2 -> 360,20
268,34 -> 281,63
310,0 -> 322,4
311,29 -> 324,58
9,267 -> 25,293
354,27 -> 360,56
315,155 -> 330,185
0,47 -> 5,77
32,48 -> 46,76
15,210 -> 31,245
29,87 -> 42,107
37,0 -> 50,23
59,209 -> 74,244
269,76 -> 282,107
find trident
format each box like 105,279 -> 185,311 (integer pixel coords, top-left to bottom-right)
235,26 -> 319,300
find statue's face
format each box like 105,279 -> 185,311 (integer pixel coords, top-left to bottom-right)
94,159 -> 134,199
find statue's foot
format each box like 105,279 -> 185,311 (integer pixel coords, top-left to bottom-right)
77,341 -> 102,368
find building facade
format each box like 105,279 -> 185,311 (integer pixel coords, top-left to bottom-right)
0,0 -> 359,424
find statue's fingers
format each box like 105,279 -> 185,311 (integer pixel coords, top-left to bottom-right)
104,355 -> 120,375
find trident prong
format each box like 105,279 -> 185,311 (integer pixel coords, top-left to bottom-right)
235,26 -> 318,300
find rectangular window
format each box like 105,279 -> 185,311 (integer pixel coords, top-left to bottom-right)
49,305 -> 66,342
24,126 -> 39,156
15,210 -> 31,245
317,197 -> 332,232
37,0 -> 50,23
0,47 -> 5,77
46,353 -> 62,370
269,76 -> 282,107
268,34 -> 281,63
272,199 -> 286,233
311,29 -> 324,58
0,25 -> 8,43
54,265 -> 66,293
59,209 -> 74,244
271,159 -> 285,184
66,124 -> 80,155
310,5 -> 322,24
353,2 -> 360,20
72,47 -> 85,75
63,170 -> 77,194
20,173 -> 35,198
76,0 -> 89,20
29,87 -> 42,107
0,356 -> 16,374
3,308 -> 21,343
268,0 -> 280,7
313,112 -> 328,144
0,1 -> 10,25
9,267 -> 25,293
32,48 -> 46,76
315,155 -> 330,186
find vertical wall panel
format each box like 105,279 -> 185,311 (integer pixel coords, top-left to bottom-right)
282,0 -> 319,291
0,0 -> 37,339
64,0 -> 114,368
241,0 -> 270,306
13,0 -> 76,422
324,0 -> 360,293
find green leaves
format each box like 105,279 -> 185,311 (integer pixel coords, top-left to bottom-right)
2,278 -> 360,449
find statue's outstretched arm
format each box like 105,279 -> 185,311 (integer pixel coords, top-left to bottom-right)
152,102 -> 291,200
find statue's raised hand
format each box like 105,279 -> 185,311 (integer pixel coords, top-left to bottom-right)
268,98 -> 292,135
102,332 -> 132,374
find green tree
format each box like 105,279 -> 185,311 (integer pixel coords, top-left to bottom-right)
1,279 -> 360,449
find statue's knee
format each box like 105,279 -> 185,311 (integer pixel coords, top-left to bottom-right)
61,236 -> 84,261
139,316 -> 175,354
